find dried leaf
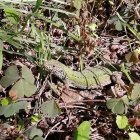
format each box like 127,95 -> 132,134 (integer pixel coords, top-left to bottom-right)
134,104 -> 140,112
129,118 -> 140,127
125,51 -> 139,64
9,90 -> 18,100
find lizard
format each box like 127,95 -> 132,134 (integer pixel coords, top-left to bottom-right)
44,59 -> 125,90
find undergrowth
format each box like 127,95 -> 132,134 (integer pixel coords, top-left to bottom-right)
0,0 -> 140,140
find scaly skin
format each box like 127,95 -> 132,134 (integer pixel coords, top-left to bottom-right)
45,59 -> 113,89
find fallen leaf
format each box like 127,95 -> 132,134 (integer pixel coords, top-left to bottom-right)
125,51 -> 139,64
9,90 -> 18,100
134,104 -> 140,112
129,118 -> 140,127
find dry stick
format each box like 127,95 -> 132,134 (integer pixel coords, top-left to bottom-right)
60,105 -> 97,111
90,125 -> 106,140
47,78 -> 71,119
44,118 -> 68,139
33,76 -> 49,114
52,0 -> 68,5
135,3 -> 140,18
59,99 -> 105,106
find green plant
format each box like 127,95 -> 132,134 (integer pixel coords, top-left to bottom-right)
0,65 -> 37,98
0,0 -> 140,139
74,121 -> 91,140
0,40 -> 3,70
0,99 -> 28,117
116,115 -> 140,140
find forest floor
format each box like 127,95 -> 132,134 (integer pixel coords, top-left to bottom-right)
0,0 -> 140,140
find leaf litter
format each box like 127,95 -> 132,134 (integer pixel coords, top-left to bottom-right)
0,0 -> 140,140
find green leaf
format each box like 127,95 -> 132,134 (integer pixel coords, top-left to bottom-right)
115,20 -> 123,31
121,95 -> 129,113
129,132 -> 140,140
73,0 -> 83,10
22,66 -> 35,84
1,98 -> 10,106
0,105 -> 14,117
0,29 -> 22,48
2,105 -> 15,117
106,98 -> 125,114
0,41 -> 3,51
130,83 -> 140,100
29,127 -> 43,139
4,8 -> 20,24
121,95 -> 129,106
0,50 -> 3,71
31,114 -> 41,124
33,136 -> 45,140
25,126 -> 43,139
88,23 -> 97,32
108,16 -> 118,24
13,101 -> 28,113
1,0 -> 37,2
11,79 -> 37,98
0,40 -> 3,70
18,120 -> 25,131
40,100 -> 61,118
1,64 -> 37,98
16,137 -> 22,140
79,56 -> 83,71
0,65 -> 20,88
120,63 -> 134,84
74,121 -> 91,140
116,115 -> 128,129
33,0 -> 43,13
0,101 -> 28,117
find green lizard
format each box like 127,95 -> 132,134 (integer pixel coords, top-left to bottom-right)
45,59 -> 120,89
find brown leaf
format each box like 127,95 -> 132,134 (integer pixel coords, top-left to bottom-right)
134,104 -> 140,112
129,118 -> 140,127
62,90 -> 83,103
125,51 -> 139,64
9,90 -> 18,100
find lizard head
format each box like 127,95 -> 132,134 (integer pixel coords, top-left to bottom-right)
45,59 -> 67,80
